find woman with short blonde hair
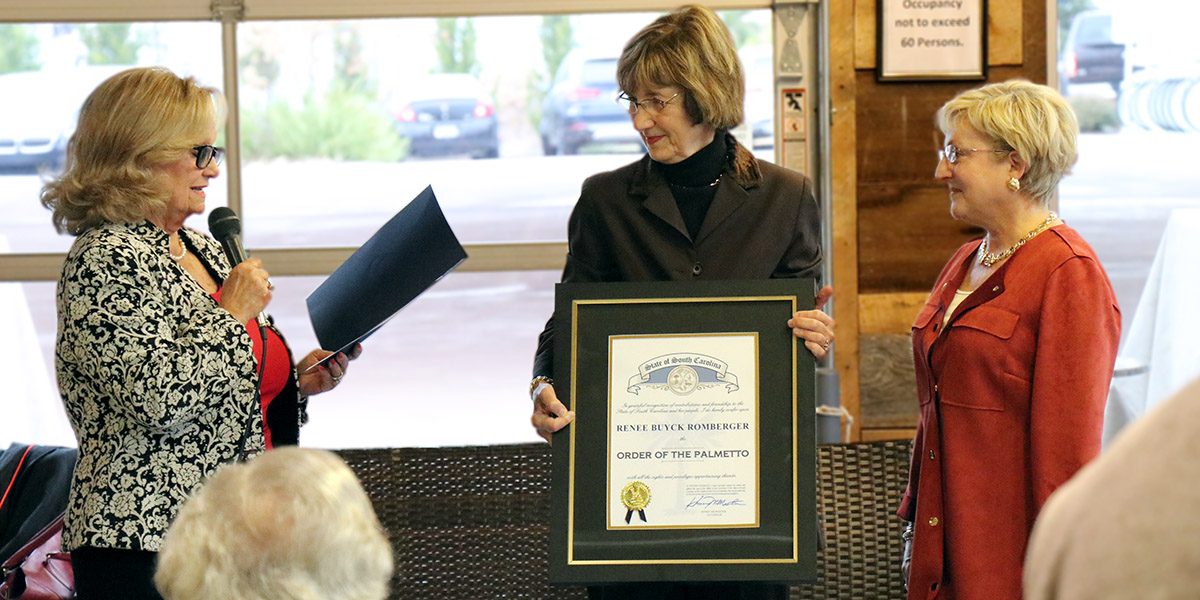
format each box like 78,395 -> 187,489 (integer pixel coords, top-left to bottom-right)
935,79 -> 1079,203
898,80 -> 1119,599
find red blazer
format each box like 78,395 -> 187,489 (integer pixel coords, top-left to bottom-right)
898,225 -> 1120,600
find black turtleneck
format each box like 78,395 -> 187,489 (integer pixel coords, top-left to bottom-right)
653,132 -> 727,240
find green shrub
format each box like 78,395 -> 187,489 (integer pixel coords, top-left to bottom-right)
0,24 -> 41,74
241,85 -> 408,161
1069,96 -> 1120,133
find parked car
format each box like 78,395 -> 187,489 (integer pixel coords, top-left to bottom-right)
0,65 -> 130,172
393,73 -> 499,160
540,53 -> 641,155
1059,10 -> 1124,94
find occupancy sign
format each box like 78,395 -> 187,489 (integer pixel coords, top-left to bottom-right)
879,0 -> 985,80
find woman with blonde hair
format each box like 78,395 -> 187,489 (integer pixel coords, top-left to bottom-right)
898,80 -> 1120,599
42,67 -> 356,599
529,6 -> 833,600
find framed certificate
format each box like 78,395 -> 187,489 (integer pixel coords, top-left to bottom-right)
548,280 -> 818,584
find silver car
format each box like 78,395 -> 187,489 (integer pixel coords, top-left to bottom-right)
0,65 -> 131,172
539,53 -> 641,156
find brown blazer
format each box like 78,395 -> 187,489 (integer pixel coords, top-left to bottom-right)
533,134 -> 822,378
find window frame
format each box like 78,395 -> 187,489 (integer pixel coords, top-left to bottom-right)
0,0 -> 771,283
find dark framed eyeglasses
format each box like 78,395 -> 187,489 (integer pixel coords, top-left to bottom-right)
192,144 -> 225,169
938,144 -> 1009,165
617,91 -> 680,116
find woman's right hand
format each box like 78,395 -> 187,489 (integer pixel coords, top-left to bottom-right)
531,385 -> 575,443
219,258 -> 272,325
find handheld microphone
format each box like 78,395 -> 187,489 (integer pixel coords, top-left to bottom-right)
208,207 -> 269,326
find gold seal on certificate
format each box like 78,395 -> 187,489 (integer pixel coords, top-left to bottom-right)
621,481 -> 652,524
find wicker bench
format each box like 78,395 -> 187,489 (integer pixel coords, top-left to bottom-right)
335,439 -> 912,600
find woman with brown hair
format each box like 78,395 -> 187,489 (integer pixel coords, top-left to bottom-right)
529,6 -> 834,599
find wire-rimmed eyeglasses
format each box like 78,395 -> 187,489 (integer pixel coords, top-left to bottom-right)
193,144 -> 225,169
617,92 -> 680,116
938,144 -> 1010,165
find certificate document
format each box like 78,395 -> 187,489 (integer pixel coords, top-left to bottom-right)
607,333 -> 758,530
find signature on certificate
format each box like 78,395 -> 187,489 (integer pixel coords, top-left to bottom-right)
685,495 -> 746,509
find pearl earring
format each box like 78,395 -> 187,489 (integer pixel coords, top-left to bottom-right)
1008,177 -> 1021,191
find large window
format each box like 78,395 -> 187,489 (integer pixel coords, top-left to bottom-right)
1055,0 -> 1200,337
234,13 -> 773,249
0,22 -> 225,254
1056,0 -> 1200,429
1,7 -> 774,449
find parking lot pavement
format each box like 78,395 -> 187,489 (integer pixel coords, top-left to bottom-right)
1060,130 -> 1200,336
241,153 -> 645,246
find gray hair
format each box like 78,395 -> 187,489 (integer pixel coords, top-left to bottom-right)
155,447 -> 394,600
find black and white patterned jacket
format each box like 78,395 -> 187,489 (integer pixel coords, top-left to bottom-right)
55,220 -> 265,552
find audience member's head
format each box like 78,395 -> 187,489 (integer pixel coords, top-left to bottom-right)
155,447 -> 393,600
1024,376 -> 1200,599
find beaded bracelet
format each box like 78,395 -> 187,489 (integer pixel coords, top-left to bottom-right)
529,375 -> 554,399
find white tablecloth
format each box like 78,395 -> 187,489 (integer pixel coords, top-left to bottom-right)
1103,208 -> 1200,446
1,237 -> 75,448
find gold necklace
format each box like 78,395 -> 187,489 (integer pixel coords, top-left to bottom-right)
978,212 -> 1057,267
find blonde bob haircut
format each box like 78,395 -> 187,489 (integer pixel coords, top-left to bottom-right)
616,5 -> 744,130
936,79 -> 1079,203
40,66 -> 225,236
154,447 -> 394,600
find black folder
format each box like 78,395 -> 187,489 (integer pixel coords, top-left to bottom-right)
305,185 -> 467,365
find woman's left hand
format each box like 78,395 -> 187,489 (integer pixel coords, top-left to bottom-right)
788,286 -> 835,360
297,344 -> 363,396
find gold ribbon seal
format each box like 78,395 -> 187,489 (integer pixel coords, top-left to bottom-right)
621,481 -> 651,524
